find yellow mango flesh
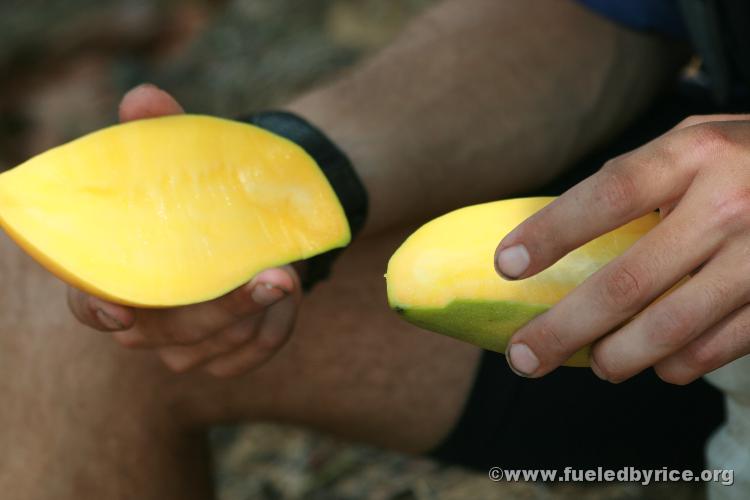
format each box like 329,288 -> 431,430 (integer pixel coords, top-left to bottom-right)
0,115 -> 350,307
386,197 -> 659,367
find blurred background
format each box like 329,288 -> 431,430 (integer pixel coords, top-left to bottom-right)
1,1 -> 705,499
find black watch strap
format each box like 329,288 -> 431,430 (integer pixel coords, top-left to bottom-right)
238,111 -> 368,290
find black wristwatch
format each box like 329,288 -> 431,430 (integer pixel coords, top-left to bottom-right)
238,111 -> 368,291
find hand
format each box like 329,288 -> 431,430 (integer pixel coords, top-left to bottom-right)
495,114 -> 750,384
67,83 -> 302,378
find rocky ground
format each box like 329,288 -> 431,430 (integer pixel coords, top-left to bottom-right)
0,1 -> 706,498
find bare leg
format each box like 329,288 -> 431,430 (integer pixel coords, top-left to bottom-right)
0,224 -> 479,499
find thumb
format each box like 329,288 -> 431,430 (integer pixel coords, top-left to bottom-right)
118,83 -> 184,123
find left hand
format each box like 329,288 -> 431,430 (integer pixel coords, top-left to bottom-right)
67,83 -> 303,378
495,114 -> 750,384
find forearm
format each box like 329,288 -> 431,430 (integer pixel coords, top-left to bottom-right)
287,0 -> 688,235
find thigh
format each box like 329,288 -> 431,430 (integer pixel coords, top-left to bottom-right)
184,225 -> 482,453
0,225 -> 481,455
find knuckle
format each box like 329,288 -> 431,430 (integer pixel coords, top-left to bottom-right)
113,331 -> 144,349
159,351 -> 194,373
709,188 -> 750,233
703,277 -> 734,310
254,334 -> 286,355
601,263 -> 648,311
728,313 -> 750,348
531,319 -> 568,358
596,164 -> 640,220
684,123 -> 736,160
254,323 -> 292,354
223,327 -> 252,348
174,328 -> 209,345
648,306 -> 693,348
683,340 -> 721,374
675,311 -> 750,378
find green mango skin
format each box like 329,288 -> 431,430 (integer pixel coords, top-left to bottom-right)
395,300 -> 590,367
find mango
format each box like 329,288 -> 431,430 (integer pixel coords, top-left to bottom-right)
385,197 -> 659,366
0,115 -> 350,307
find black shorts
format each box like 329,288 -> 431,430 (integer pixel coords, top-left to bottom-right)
429,80 -> 748,471
429,350 -> 724,471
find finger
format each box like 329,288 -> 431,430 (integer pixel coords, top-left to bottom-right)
672,114 -> 750,131
67,286 -> 135,332
202,292 -> 297,378
505,190 -> 725,377
157,315 -> 263,373
590,239 -> 750,382
654,303 -> 750,385
112,329 -> 151,348
494,125 -> 712,280
133,266 -> 298,346
118,83 -> 184,122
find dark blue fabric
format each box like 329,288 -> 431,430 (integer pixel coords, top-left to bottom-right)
577,0 -> 688,38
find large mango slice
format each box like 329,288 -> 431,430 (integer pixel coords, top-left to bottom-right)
385,197 -> 659,366
0,115 -> 350,307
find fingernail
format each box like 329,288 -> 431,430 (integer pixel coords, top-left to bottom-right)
507,343 -> 539,376
590,357 -> 608,381
496,244 -> 530,279
96,308 -> 124,330
251,282 -> 286,306
136,82 -> 158,90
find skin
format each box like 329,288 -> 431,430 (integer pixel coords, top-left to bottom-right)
68,0 -> 686,380
0,217 -> 478,498
2,0 -> 693,497
498,116 -> 750,385
67,84 -> 304,378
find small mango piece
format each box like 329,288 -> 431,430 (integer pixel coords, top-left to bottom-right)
0,115 -> 350,307
385,197 -> 659,366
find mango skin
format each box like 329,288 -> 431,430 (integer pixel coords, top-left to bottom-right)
386,197 -> 661,367
0,115 -> 350,307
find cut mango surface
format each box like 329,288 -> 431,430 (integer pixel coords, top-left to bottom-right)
385,197 -> 660,367
0,115 -> 350,306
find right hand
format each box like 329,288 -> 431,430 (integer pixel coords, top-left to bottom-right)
67,83 -> 302,378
